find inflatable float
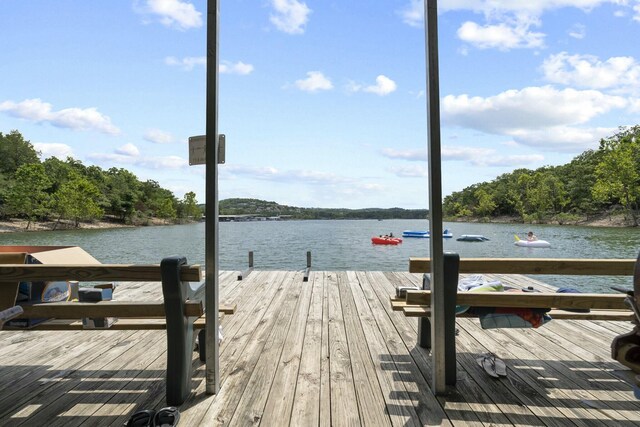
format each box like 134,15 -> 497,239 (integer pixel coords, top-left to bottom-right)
402,230 -> 428,238
514,235 -> 551,248
402,229 -> 453,238
371,236 -> 402,245
456,234 -> 489,242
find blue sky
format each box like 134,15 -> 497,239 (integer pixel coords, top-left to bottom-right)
1,0 -> 639,209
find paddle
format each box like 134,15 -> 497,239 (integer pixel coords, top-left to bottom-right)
514,234 -> 521,242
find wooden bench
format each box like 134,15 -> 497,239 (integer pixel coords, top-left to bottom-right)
392,253 -> 640,386
0,255 -> 236,406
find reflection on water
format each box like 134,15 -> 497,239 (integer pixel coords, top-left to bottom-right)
1,219 -> 638,292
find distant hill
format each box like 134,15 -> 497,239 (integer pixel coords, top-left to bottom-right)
219,198 -> 428,220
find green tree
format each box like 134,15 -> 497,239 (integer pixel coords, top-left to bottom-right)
105,168 -> 142,222
5,163 -> 51,229
51,174 -> 104,228
592,126 -> 640,225
181,191 -> 201,219
0,130 -> 40,175
156,197 -> 177,223
474,188 -> 497,218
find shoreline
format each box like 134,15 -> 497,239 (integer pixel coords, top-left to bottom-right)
0,212 -> 635,234
0,218 -> 173,233
448,212 -> 634,228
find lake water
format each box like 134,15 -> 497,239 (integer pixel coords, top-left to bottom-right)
1,219 -> 638,292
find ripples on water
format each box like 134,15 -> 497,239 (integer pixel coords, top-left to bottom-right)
1,219 -> 638,292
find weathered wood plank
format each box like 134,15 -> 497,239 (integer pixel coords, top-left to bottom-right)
326,271 -> 360,427
409,257 -> 636,275
353,271 -> 453,426
319,272 -> 331,427
40,330 -> 164,427
405,290 -> 629,310
337,271 -> 390,426
0,264 -> 201,282
227,271 -> 305,426
399,305 -> 634,321
195,271 -> 297,425
260,268 -> 314,425
290,271 -> 323,427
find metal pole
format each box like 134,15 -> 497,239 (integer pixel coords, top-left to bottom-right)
423,0 -> 447,394
205,0 -> 220,394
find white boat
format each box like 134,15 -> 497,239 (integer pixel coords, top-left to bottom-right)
515,239 -> 551,248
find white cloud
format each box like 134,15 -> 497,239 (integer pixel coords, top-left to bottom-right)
33,143 -> 74,160
115,143 -> 140,157
87,151 -> 188,170
219,61 -> 254,75
294,71 -> 333,92
221,164 -> 350,185
443,145 -> 545,166
398,0 -> 423,27
442,146 -> 496,161
0,98 -> 120,135
165,56 -> 206,70
443,86 -> 626,132
630,98 -> 640,112
349,75 -> 397,96
364,75 -> 398,96
541,52 -> 640,92
381,148 -> 426,161
567,23 -> 586,39
144,128 -> 174,144
137,0 -> 202,30
439,1 -> 618,16
270,0 -> 311,34
384,145 -> 544,170
165,57 -> 254,75
442,86 -> 627,151
457,19 -> 545,50
389,165 -> 427,178
634,3 -> 640,21
138,155 -> 188,169
510,126 -> 619,150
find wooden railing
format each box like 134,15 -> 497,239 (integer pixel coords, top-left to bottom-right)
409,257 -> 637,276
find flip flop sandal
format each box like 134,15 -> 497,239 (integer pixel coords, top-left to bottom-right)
124,409 -> 155,427
477,355 -> 499,378
154,406 -> 180,427
477,353 -> 507,378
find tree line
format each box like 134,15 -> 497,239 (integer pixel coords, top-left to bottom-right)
443,126 -> 640,226
219,198 -> 428,219
0,130 -> 202,229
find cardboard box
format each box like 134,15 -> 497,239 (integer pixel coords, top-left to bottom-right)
0,246 -> 101,328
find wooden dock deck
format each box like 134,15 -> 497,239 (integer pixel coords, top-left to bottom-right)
1,270 -> 639,426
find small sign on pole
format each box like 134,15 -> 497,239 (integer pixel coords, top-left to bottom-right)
189,135 -> 206,166
189,135 -> 225,165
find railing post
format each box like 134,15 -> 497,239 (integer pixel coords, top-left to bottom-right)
237,251 -> 254,280
303,251 -> 311,282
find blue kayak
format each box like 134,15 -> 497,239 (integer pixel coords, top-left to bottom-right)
403,229 -> 454,238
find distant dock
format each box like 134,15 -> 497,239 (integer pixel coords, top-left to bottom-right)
0,270 -> 638,425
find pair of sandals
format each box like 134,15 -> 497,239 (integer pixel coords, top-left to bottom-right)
124,406 -> 180,426
476,352 -> 507,378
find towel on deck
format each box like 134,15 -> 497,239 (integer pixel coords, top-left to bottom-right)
456,275 -> 552,329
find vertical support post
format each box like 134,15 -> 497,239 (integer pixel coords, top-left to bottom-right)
418,254 -> 459,388
205,0 -> 220,395
249,251 -> 254,268
423,0 -> 447,394
303,251 -> 312,282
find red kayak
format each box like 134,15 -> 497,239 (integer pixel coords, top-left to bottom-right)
371,236 -> 402,245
